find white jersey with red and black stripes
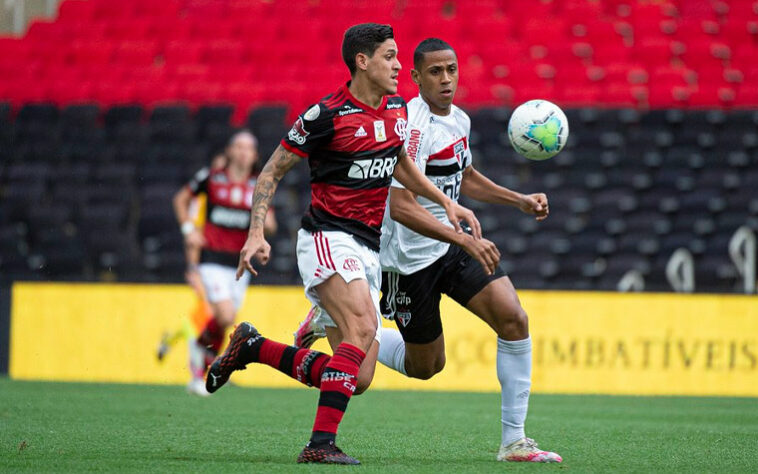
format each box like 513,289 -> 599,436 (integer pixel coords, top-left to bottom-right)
380,95 -> 472,275
281,82 -> 408,251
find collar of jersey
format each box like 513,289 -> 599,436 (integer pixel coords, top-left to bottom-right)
342,81 -> 388,114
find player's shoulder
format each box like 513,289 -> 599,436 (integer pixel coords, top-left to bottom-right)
385,94 -> 406,111
406,96 -> 431,128
450,103 -> 471,128
316,85 -> 356,115
208,167 -> 229,182
192,166 -> 211,181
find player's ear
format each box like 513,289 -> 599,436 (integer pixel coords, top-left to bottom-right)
410,69 -> 421,86
355,52 -> 370,73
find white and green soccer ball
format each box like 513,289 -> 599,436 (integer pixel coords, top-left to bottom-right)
507,99 -> 569,161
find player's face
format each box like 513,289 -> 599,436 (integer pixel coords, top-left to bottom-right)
364,39 -> 402,95
227,135 -> 257,170
413,49 -> 458,114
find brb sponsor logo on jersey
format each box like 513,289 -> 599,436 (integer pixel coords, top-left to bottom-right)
347,155 -> 398,179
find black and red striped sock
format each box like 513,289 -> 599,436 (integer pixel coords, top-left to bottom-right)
310,343 -> 365,445
250,338 -> 331,387
197,318 -> 225,354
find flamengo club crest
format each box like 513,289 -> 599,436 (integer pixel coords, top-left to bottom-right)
343,258 -> 361,271
394,118 -> 407,140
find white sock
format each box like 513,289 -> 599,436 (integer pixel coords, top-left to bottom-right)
377,328 -> 407,375
497,336 -> 532,446
188,340 -> 206,380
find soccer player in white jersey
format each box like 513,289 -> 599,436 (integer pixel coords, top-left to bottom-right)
380,38 -> 561,463
296,37 -> 562,462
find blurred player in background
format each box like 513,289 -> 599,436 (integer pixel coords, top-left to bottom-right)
204,23 -> 481,465
296,38 -> 562,463
173,131 -> 276,396
157,153 -> 225,385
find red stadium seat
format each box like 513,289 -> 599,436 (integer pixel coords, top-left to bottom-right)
57,0 -> 96,22
3,0 -> 758,111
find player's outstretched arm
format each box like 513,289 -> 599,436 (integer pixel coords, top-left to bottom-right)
392,147 -> 482,238
460,166 -> 549,221
237,145 -> 302,279
389,187 -> 501,275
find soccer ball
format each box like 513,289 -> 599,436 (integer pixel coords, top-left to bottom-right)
507,100 -> 569,161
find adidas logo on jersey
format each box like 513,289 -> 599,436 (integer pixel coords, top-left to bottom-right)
347,156 -> 397,179
354,126 -> 367,138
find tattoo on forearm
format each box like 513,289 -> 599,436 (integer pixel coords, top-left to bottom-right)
249,146 -> 300,232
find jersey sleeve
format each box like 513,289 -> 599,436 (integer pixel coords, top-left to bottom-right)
280,103 -> 334,158
187,167 -> 210,195
391,122 -> 429,189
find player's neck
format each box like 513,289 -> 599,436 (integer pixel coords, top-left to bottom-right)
348,76 -> 385,110
227,164 -> 249,182
421,94 -> 452,116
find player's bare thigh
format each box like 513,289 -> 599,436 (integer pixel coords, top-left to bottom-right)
209,300 -> 236,327
315,274 -> 379,393
466,276 -> 529,341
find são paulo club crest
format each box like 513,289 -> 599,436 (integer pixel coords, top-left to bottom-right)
394,117 -> 407,140
396,311 -> 411,327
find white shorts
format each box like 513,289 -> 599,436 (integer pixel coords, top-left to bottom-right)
296,228 -> 382,344
198,262 -> 251,311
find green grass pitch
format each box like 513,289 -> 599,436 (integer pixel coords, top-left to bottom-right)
1,379 -> 756,472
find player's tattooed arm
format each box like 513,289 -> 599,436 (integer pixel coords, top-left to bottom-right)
461,166 -> 549,221
392,146 -> 483,239
237,145 -> 301,278
249,145 -> 301,232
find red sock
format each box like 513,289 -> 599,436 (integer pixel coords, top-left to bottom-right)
197,318 -> 225,354
311,343 -> 365,443
256,338 -> 331,387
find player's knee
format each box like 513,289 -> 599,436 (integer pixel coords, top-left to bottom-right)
213,306 -> 235,328
494,305 -> 529,340
408,356 -> 445,380
345,314 -> 377,348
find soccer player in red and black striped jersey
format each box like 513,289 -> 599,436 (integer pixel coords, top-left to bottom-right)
204,24 -> 482,465
174,131 -> 276,395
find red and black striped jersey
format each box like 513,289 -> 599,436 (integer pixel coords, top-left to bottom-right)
281,82 -> 408,251
187,167 -> 257,266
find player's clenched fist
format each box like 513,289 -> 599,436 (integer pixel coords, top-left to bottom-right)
236,235 -> 271,279
519,193 -> 549,221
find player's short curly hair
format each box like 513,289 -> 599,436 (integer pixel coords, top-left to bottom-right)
342,23 -> 394,76
413,38 -> 455,69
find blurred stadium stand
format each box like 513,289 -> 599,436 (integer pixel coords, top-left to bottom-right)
1,0 -> 757,292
